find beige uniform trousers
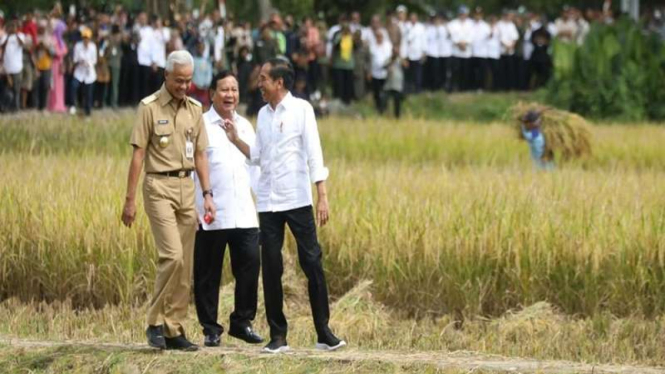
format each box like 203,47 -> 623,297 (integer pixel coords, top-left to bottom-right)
143,174 -> 197,338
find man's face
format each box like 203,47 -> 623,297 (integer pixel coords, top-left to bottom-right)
164,63 -> 193,100
211,76 -> 239,114
258,63 -> 280,103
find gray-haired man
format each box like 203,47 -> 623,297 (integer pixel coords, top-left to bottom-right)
122,50 -> 216,351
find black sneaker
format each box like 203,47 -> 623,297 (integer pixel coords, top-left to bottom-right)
146,325 -> 166,350
315,332 -> 346,351
204,333 -> 221,347
229,326 -> 264,344
165,335 -> 199,351
262,337 -> 290,354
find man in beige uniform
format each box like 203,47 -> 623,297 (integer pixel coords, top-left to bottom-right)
121,50 -> 216,352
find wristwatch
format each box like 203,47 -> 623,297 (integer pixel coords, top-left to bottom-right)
202,189 -> 214,198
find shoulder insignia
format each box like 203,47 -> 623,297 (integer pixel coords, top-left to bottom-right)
141,94 -> 157,105
187,97 -> 202,108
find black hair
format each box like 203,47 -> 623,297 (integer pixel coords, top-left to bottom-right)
210,70 -> 238,91
265,57 -> 294,90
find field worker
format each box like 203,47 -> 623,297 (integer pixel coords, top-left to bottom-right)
222,58 -> 346,354
192,71 -> 264,348
520,110 -> 553,170
121,50 -> 215,352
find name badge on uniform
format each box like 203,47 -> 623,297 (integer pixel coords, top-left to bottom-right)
185,128 -> 194,159
158,120 -> 169,125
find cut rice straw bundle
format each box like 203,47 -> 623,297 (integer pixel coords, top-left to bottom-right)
507,102 -> 593,161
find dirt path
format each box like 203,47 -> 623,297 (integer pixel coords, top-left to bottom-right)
2,336 -> 664,374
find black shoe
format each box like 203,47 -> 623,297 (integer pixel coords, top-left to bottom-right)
229,326 -> 264,344
146,325 -> 166,349
262,337 -> 290,354
204,333 -> 221,347
315,331 -> 346,351
165,335 -> 199,351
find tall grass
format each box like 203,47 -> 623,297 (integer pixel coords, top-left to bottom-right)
1,111 -> 665,317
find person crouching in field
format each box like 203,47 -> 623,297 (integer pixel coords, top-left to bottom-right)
192,71 -> 264,348
520,110 -> 554,170
121,50 -> 216,352
221,58 -> 346,354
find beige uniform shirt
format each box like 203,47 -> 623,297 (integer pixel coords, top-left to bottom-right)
130,85 -> 209,173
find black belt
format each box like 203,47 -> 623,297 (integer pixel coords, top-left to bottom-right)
149,170 -> 193,178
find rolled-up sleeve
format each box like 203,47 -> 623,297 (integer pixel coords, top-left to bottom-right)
302,103 -> 329,183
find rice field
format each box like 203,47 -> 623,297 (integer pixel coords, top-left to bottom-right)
1,109 -> 665,320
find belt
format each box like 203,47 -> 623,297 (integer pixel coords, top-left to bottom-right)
149,170 -> 193,178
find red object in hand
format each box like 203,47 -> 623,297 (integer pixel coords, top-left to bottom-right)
204,212 -> 213,224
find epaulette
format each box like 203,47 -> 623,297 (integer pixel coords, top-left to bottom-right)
141,94 -> 158,105
187,97 -> 202,107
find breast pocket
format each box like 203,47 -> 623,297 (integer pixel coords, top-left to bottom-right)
153,123 -> 175,149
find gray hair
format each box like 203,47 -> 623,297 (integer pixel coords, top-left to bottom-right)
165,50 -> 194,72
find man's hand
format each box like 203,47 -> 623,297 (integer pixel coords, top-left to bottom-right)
221,118 -> 239,143
121,199 -> 136,227
316,196 -> 329,227
203,195 -> 216,222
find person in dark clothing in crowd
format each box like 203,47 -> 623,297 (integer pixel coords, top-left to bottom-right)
529,25 -> 552,89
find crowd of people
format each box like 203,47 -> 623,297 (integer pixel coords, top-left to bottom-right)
1,3 -> 664,117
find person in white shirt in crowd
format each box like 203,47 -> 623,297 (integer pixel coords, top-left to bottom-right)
424,13 -> 441,91
436,12 -> 453,92
497,10 -> 519,90
402,12 -> 426,94
71,27 -> 97,116
221,58 -> 346,354
136,12 -> 155,99
471,7 -> 491,91
193,70 -> 264,349
522,12 -> 542,68
0,18 -> 25,111
365,14 -> 389,48
554,7 -> 578,44
572,8 -> 590,45
486,15 -> 502,91
448,5 -> 474,91
368,28 -> 392,114
151,15 -> 170,90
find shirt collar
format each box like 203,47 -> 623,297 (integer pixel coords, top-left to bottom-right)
207,106 -> 238,124
268,91 -> 293,113
158,84 -> 189,109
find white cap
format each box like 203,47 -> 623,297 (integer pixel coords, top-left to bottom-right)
396,5 -> 407,13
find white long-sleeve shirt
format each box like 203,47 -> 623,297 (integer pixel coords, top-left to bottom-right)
402,21 -> 426,61
425,24 -> 440,58
471,20 -> 491,58
73,41 -> 97,84
250,92 -> 328,213
137,25 -> 154,66
369,38 -> 393,79
151,27 -> 170,69
438,24 -> 452,58
195,108 -> 260,230
487,24 -> 501,59
448,18 -> 475,58
497,20 -> 519,55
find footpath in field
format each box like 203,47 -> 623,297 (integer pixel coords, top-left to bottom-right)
2,336 -> 665,374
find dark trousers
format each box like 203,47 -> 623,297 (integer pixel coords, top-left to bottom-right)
451,57 -> 472,91
259,206 -> 331,340
470,57 -> 489,90
332,68 -> 354,105
371,78 -> 386,114
386,89 -> 402,118
193,227 -> 260,336
499,54 -> 518,91
423,56 -> 439,91
36,70 -> 51,110
71,78 -> 93,116
439,57 -> 451,92
405,59 -> 423,94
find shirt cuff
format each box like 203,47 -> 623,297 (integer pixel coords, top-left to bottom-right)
310,167 -> 329,184
248,144 -> 260,166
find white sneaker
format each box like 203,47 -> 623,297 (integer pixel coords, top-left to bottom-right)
69,106 -> 77,115
315,340 -> 347,351
262,339 -> 290,354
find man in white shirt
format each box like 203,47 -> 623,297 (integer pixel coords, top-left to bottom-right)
448,6 -> 474,91
369,29 -> 392,114
0,19 -> 25,111
497,10 -> 519,90
136,12 -> 155,99
151,16 -> 170,90
437,13 -> 453,91
222,58 -> 345,354
486,15 -> 502,91
72,27 -> 97,116
424,14 -> 440,91
403,12 -> 426,93
471,8 -> 491,91
193,71 -> 264,348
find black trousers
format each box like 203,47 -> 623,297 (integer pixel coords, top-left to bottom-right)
371,78 -> 386,114
259,206 -> 331,340
193,227 -> 260,336
423,56 -> 439,91
405,59 -> 423,94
